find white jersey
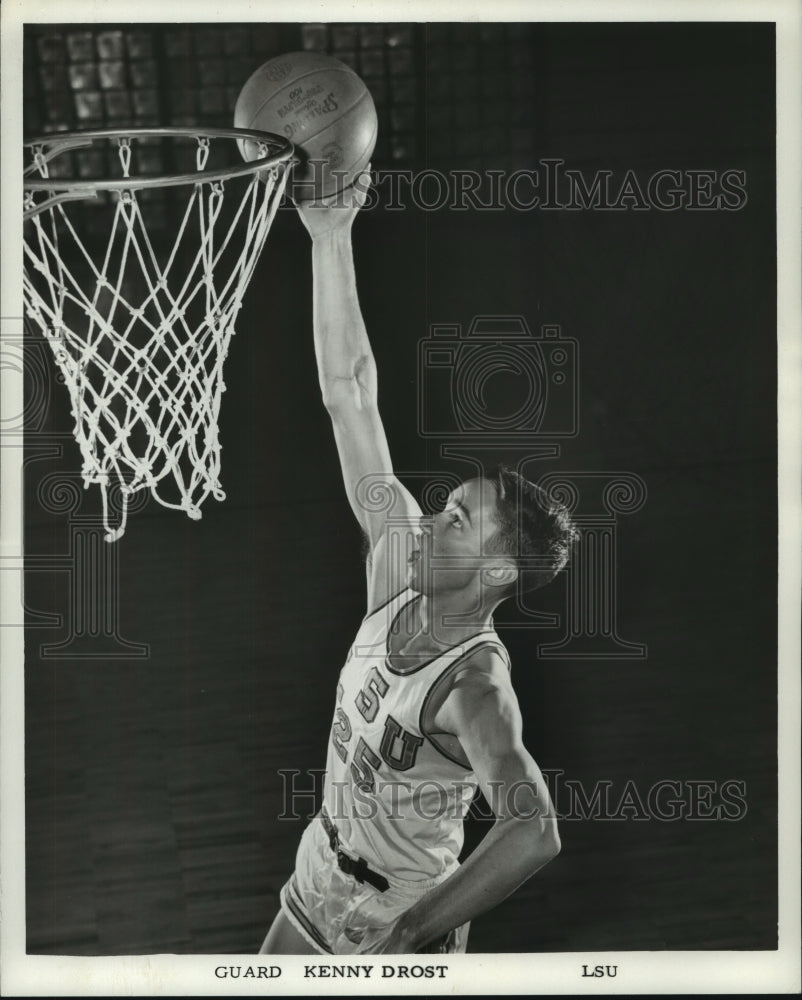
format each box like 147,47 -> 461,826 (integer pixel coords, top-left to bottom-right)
322,588 -> 509,881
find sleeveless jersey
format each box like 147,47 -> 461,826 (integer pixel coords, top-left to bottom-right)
322,588 -> 509,881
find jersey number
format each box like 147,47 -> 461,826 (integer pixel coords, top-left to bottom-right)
355,666 -> 389,722
331,682 -> 352,762
332,669 -> 422,786
350,737 -> 382,793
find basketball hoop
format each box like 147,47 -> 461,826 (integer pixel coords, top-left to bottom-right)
23,127 -> 294,541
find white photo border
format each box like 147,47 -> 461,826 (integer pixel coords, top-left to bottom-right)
1,0 -> 799,995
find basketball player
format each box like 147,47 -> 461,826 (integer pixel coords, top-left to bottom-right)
260,173 -> 576,955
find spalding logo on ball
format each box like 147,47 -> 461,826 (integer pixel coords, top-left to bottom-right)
235,52 -> 378,201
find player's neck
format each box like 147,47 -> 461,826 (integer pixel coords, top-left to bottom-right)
418,587 -> 500,641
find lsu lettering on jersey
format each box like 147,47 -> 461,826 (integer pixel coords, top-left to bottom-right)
323,588 -> 509,881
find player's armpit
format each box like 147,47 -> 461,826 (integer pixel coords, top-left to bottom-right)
365,514 -> 420,614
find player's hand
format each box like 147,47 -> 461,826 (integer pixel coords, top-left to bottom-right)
351,917 -> 416,955
294,167 -> 372,239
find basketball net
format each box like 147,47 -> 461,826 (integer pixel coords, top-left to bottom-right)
24,133 -> 291,541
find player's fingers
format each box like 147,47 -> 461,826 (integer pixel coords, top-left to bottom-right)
291,192 -> 337,210
351,167 -> 373,207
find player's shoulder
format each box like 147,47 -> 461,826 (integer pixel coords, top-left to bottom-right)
436,640 -> 522,738
457,636 -> 511,676
449,639 -> 514,699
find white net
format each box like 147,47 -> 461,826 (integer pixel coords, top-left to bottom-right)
23,133 -> 291,540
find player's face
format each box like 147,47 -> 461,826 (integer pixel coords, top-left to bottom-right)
407,478 -> 503,596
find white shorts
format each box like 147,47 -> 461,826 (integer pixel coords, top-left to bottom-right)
280,813 -> 470,955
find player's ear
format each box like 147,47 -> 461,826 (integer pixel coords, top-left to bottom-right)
482,561 -> 518,590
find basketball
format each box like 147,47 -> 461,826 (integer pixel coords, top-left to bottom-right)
234,52 -> 378,201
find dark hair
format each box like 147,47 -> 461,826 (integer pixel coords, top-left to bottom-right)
485,465 -> 578,593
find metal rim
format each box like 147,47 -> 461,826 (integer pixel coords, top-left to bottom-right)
23,126 -> 296,193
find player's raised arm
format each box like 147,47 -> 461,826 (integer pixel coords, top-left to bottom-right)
295,175 -> 421,606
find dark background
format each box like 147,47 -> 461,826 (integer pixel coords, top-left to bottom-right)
23,22 -> 777,954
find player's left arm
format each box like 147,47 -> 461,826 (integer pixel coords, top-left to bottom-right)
367,650 -> 561,953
